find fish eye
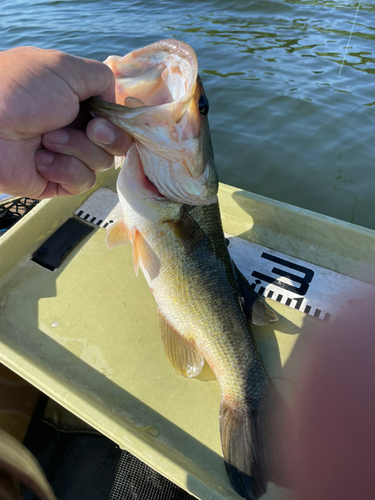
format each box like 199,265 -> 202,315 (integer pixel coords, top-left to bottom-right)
198,94 -> 209,116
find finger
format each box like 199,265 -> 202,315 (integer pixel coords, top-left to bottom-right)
86,118 -> 132,157
59,53 -> 116,102
35,149 -> 96,195
36,181 -> 69,199
42,127 -> 114,173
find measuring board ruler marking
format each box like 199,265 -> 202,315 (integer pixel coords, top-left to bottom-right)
224,235 -> 375,322
75,187 -> 374,322
74,188 -> 122,229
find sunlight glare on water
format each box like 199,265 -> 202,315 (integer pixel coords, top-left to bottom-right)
1,0 -> 374,229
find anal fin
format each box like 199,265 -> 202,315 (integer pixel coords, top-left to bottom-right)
158,311 -> 204,378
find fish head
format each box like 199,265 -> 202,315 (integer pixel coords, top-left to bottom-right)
88,39 -> 218,205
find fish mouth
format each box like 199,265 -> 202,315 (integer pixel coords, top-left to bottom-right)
106,39 -> 198,111
90,39 -> 218,206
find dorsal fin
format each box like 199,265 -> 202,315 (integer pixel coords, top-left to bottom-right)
158,311 -> 204,378
234,261 -> 278,326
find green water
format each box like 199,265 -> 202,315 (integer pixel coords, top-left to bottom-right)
1,0 -> 374,229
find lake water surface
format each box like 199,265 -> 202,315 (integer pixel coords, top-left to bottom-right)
1,0 -> 374,229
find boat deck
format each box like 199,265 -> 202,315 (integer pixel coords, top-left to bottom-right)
1,168 -> 375,499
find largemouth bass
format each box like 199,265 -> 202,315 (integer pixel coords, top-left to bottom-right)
88,39 -> 290,500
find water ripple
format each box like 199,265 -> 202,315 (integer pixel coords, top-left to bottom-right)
0,0 -> 374,229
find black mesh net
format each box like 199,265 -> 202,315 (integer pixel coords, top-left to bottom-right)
0,197 -> 39,235
22,396 -> 196,500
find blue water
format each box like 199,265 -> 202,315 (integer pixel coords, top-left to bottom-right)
1,0 -> 374,229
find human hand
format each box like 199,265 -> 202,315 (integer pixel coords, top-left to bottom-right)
287,293 -> 375,500
0,46 -> 132,199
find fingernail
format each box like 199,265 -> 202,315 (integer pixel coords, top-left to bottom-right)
36,150 -> 54,167
90,123 -> 116,145
43,129 -> 69,145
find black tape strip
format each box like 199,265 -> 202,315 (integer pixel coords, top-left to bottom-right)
32,217 -> 94,271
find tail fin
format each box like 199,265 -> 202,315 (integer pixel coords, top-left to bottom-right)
220,387 -> 290,499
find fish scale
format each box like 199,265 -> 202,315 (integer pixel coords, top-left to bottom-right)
144,206 -> 264,408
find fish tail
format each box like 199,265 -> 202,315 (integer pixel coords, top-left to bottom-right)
219,387 -> 290,500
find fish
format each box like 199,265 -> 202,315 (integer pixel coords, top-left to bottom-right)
88,39 -> 290,500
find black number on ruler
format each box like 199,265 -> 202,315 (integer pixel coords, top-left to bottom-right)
251,253 -> 314,296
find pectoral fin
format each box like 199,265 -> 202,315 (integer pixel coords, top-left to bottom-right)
105,219 -> 130,250
158,311 -> 204,378
106,222 -> 151,278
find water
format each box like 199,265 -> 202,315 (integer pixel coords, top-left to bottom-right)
1,0 -> 374,229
